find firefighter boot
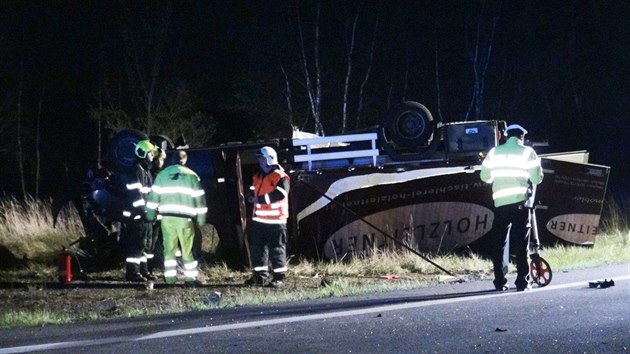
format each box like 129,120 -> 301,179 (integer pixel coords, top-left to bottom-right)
243,272 -> 266,287
267,273 -> 285,288
126,263 -> 147,282
140,261 -> 156,280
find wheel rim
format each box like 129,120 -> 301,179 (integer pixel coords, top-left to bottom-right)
530,257 -> 552,287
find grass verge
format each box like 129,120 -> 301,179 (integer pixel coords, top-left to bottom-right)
0,197 -> 628,328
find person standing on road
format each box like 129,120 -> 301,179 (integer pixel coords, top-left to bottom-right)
121,139 -> 155,282
146,150 -> 207,286
244,146 -> 290,288
480,124 -> 543,292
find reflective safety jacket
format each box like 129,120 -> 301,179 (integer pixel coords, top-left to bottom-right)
145,164 -> 207,225
251,167 -> 290,224
122,163 -> 153,220
480,137 -> 543,207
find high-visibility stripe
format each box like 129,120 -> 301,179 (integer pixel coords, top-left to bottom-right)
255,209 -> 281,216
184,269 -> 198,278
126,182 -> 143,190
525,158 -> 541,169
132,199 -> 146,207
184,261 -> 198,270
492,186 -> 528,200
164,259 -> 178,267
276,186 -> 288,197
191,190 -> 205,197
157,204 -> 200,215
254,202 -> 284,209
126,257 -> 142,264
122,211 -> 131,217
164,270 -> 177,277
151,185 -> 205,197
483,158 -> 529,169
146,202 -> 159,209
490,169 -> 530,179
252,217 -> 287,224
254,266 -> 267,272
273,267 -> 288,273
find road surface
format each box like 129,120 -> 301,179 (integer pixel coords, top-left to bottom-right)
1,263 -> 628,353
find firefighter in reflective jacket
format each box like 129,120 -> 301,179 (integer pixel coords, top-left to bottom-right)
146,150 -> 207,285
480,124 -> 543,291
244,146 -> 290,288
121,139 -> 155,282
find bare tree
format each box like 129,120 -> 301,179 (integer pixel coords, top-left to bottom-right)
296,1 -> 324,136
88,2 -> 215,148
355,8 -> 379,130
341,1 -> 362,133
35,85 -> 44,198
16,62 -> 26,199
120,2 -> 173,134
464,0 -> 501,121
280,64 -> 295,129
152,86 -> 215,147
433,19 -> 444,122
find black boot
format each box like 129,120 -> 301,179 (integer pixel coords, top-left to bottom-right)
243,272 -> 266,286
267,273 -> 285,288
126,263 -> 147,282
140,261 -> 156,280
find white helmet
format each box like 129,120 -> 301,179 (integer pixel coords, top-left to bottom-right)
505,124 -> 528,136
256,146 -> 279,166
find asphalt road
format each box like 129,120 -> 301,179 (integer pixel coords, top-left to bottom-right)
1,263 -> 628,353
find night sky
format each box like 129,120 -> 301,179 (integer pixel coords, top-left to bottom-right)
0,1 -> 628,205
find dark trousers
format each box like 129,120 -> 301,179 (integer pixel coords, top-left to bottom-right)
491,203 -> 530,289
122,221 -> 152,274
147,221 -> 163,271
248,221 -> 287,281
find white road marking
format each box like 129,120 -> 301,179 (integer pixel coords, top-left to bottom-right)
2,275 -> 629,354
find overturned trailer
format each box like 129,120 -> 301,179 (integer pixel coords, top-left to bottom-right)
59,102 -> 610,270
182,102 -> 610,267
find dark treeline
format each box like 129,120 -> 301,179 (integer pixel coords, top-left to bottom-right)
0,1 -> 627,199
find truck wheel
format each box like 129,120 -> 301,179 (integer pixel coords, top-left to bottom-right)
149,134 -> 175,152
378,101 -> 439,160
106,129 -> 149,173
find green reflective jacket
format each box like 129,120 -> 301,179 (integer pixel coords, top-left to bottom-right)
480,137 -> 544,207
146,164 -> 207,225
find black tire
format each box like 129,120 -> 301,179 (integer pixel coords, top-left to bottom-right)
106,129 -> 149,173
149,134 -> 175,152
378,101 -> 439,161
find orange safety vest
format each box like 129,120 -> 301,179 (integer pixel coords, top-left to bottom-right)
252,169 -> 289,224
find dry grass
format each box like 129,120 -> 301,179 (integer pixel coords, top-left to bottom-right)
1,195 -> 628,279
0,196 -> 82,262
0,195 -> 628,328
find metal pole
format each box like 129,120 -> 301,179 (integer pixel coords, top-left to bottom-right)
298,178 -> 456,277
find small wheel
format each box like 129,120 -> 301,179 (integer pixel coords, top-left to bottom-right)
530,256 -> 552,287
